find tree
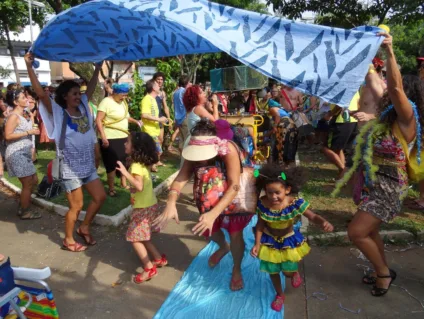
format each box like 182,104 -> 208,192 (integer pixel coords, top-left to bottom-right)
390,19 -> 424,74
267,0 -> 424,27
0,0 -> 44,85
42,0 -> 134,83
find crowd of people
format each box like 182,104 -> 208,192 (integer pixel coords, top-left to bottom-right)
1,32 -> 424,312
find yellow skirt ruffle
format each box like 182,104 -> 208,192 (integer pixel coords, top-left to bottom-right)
258,242 -> 311,264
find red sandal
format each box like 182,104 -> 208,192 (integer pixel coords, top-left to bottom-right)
291,272 -> 303,288
153,255 -> 168,268
62,240 -> 87,252
271,294 -> 285,312
133,265 -> 158,284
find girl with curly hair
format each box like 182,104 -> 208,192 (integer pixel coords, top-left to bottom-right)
251,164 -> 333,312
116,132 -> 168,284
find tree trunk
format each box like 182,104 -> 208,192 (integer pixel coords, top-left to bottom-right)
115,63 -> 133,82
68,62 -> 90,83
192,55 -> 204,85
4,23 -> 20,85
45,0 -> 63,14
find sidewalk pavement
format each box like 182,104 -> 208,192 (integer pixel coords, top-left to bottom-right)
1,184 -> 423,319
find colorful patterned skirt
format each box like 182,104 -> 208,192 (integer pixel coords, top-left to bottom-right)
257,229 -> 310,274
126,204 -> 162,242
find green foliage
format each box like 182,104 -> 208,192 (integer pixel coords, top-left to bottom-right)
267,0 -> 423,26
0,65 -> 11,78
390,20 -> 424,75
214,0 -> 268,13
155,59 -> 181,120
128,67 -> 145,120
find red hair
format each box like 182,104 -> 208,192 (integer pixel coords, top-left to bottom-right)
183,85 -> 202,113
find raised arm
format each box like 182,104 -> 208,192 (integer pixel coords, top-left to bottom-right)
380,33 -> 415,140
86,63 -> 102,101
24,52 -> 51,113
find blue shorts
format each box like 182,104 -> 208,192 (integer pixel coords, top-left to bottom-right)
61,171 -> 99,193
152,136 -> 163,154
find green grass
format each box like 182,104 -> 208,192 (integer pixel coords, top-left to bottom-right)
298,146 -> 424,237
4,150 -> 179,216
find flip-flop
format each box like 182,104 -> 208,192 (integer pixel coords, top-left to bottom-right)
20,210 -> 42,220
230,278 -> 244,291
405,199 -> 424,211
62,240 -> 87,252
76,228 -> 97,246
108,189 -> 117,197
208,249 -> 229,268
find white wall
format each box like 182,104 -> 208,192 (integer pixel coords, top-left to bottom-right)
0,55 -> 51,86
1,24 -> 51,86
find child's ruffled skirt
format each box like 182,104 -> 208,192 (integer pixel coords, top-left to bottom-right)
126,204 -> 162,242
257,229 -> 310,274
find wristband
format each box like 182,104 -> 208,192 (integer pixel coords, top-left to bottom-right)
168,188 -> 180,197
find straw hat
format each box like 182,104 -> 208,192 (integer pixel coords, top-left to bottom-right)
182,136 -> 219,161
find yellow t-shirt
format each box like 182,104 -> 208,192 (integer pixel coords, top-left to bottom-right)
141,95 -> 160,137
97,97 -> 129,139
331,91 -> 359,123
130,163 -> 157,209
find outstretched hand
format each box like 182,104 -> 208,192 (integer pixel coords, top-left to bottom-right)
153,204 -> 180,230
192,212 -> 217,236
322,221 -> 334,232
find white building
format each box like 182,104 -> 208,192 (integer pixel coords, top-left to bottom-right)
0,24 -> 51,88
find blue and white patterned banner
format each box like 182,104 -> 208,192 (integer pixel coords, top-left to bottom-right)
32,0 -> 384,107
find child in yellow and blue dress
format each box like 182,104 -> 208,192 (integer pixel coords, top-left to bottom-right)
251,164 -> 334,312
116,132 -> 168,284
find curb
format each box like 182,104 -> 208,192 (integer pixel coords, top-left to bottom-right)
307,229 -> 417,245
1,170 -> 179,227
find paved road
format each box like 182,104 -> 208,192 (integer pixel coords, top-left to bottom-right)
1,184 -> 423,319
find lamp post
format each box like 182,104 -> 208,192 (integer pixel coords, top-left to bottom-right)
27,0 -> 45,44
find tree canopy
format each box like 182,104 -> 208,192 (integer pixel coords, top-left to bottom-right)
267,0 -> 424,26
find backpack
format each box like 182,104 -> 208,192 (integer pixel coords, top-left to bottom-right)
37,176 -> 62,200
193,142 -> 257,216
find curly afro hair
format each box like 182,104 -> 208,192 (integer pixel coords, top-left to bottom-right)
128,132 -> 159,166
255,164 -> 306,195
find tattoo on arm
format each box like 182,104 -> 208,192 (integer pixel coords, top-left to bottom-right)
233,185 -> 240,191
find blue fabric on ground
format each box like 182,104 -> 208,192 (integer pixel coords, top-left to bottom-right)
154,215 -> 286,319
32,0 -> 384,107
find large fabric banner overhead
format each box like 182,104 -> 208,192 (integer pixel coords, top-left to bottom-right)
32,0 -> 384,107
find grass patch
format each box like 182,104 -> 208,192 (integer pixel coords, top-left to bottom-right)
298,147 -> 424,237
4,150 -> 179,216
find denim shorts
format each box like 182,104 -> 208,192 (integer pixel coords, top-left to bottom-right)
61,171 -> 99,193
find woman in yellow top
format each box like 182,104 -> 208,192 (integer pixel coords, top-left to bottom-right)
96,83 -> 142,197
